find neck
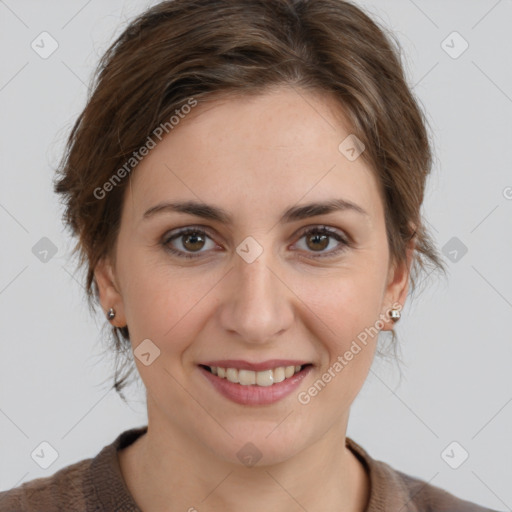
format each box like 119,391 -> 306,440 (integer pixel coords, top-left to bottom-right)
118,416 -> 370,512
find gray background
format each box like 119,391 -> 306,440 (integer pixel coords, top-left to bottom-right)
0,0 -> 511,510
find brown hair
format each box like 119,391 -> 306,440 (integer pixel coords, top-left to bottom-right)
54,0 -> 447,401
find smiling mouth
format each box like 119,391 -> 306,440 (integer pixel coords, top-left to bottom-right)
199,364 -> 313,387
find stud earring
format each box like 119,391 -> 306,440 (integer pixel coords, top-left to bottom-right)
389,308 -> 401,322
107,307 -> 116,320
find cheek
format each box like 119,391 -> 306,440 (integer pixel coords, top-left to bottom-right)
296,264 -> 386,343
293,265 -> 385,394
118,249 -> 220,349
119,262 -> 210,390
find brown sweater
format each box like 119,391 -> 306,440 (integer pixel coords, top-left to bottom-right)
0,426 -> 500,511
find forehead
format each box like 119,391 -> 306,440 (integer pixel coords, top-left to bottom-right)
127,87 -> 384,225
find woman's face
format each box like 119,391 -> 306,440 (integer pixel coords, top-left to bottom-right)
96,86 -> 410,465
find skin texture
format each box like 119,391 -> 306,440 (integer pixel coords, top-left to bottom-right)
95,86 -> 414,512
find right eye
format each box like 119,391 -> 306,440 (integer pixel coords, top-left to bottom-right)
162,226 -> 219,259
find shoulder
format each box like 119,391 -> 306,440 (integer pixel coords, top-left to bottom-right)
345,437 -> 501,512
389,465 -> 499,512
0,426 -> 147,512
0,457 -> 93,512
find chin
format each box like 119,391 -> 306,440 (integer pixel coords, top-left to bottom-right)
200,420 -> 313,468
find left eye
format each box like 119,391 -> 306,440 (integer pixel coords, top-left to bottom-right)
293,226 -> 349,258
162,225 -> 349,259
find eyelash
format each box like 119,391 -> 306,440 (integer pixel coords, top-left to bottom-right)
162,225 -> 351,260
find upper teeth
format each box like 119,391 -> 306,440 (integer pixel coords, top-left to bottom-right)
210,365 -> 302,386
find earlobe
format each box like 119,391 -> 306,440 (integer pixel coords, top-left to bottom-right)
94,257 -> 126,327
381,233 -> 416,331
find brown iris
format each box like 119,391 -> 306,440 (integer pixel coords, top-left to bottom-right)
182,232 -> 206,252
306,232 -> 329,252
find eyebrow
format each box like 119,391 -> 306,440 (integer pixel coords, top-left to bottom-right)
142,198 -> 369,224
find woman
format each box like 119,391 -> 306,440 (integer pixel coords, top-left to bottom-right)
0,0 -> 501,511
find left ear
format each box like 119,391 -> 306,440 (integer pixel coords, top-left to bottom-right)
380,230 -> 416,331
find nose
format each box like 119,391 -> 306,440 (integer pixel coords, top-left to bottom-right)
218,248 -> 294,345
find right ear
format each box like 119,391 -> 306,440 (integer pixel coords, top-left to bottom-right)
94,257 -> 127,328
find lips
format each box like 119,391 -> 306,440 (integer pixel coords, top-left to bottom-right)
196,358 -> 314,404
198,363 -> 313,405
